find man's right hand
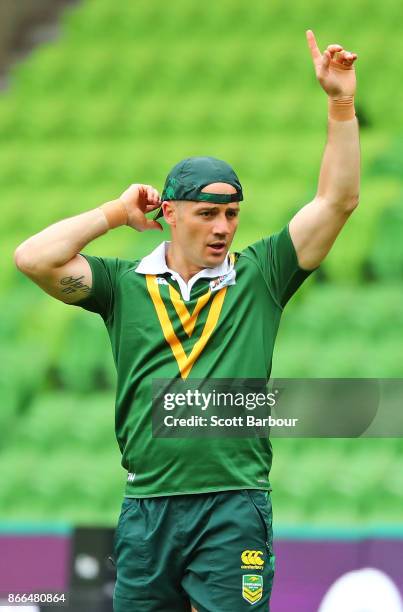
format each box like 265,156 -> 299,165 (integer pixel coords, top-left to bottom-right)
14,183 -> 163,306
119,184 -> 163,232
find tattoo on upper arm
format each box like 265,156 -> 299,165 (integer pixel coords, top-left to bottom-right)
60,275 -> 91,295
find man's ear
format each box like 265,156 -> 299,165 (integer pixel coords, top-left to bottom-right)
162,200 -> 177,226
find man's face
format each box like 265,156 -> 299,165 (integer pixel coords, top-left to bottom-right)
163,183 -> 240,269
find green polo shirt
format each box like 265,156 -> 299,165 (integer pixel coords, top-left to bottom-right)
73,225 -> 314,497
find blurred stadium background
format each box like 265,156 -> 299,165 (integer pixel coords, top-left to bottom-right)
1,0 -> 402,610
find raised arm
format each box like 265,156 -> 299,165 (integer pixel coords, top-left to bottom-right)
14,184 -> 162,303
289,30 -> 360,270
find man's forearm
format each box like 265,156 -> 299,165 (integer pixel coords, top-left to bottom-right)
14,185 -> 161,274
316,110 -> 360,208
14,206 -> 113,272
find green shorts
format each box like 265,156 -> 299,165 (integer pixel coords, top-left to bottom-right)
113,489 -> 275,611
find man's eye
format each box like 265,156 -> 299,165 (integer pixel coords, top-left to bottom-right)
200,211 -> 212,217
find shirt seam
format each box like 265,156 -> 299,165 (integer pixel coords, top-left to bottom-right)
123,486 -> 272,498
239,251 -> 284,312
75,253 -> 104,312
280,267 -> 313,307
118,262 -> 142,282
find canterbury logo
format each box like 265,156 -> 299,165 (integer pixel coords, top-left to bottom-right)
241,550 -> 264,567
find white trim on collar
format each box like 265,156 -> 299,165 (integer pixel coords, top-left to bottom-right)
135,241 -> 234,301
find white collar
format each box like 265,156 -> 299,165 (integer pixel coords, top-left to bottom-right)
135,241 -> 234,301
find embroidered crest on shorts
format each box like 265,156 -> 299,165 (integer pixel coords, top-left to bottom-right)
241,549 -> 264,570
242,574 -> 263,605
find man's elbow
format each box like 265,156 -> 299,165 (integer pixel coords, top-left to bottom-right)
14,245 -> 28,270
14,245 -> 41,276
347,194 -> 360,212
331,194 -> 359,214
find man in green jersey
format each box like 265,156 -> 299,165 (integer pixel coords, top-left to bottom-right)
14,32 -> 359,611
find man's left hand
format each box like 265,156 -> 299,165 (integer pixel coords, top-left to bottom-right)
306,29 -> 358,98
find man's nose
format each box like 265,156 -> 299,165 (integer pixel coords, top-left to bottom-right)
212,217 -> 230,236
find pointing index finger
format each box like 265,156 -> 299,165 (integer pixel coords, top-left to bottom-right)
306,29 -> 321,62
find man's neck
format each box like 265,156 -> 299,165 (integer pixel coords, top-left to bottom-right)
165,243 -> 205,283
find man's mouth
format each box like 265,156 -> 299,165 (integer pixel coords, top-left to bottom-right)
207,242 -> 226,254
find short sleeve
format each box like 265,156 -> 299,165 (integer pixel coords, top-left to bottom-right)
70,254 -> 119,322
241,224 -> 316,308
